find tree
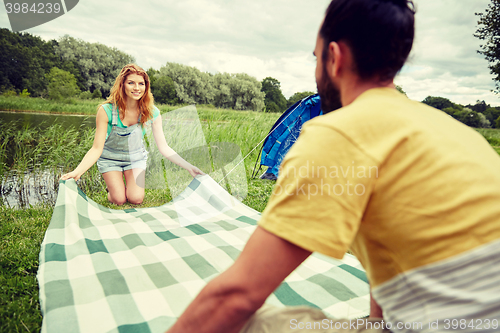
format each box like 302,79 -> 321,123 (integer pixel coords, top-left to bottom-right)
452,108 -> 489,128
496,115 -> 500,129
466,100 -> 489,113
91,89 -> 102,99
483,107 -> 500,126
261,77 -> 287,112
45,67 -> 80,100
155,63 -> 265,110
147,68 -> 158,85
212,72 -> 265,111
422,96 -> 454,110
475,0 -> 500,93
0,29 -> 62,96
287,91 -> 315,108
158,62 -> 214,105
265,102 -> 281,113
151,74 -> 178,105
477,112 -> 491,128
54,35 -> 135,98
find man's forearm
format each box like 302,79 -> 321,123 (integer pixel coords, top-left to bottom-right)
166,272 -> 261,333
369,290 -> 383,318
166,227 -> 311,333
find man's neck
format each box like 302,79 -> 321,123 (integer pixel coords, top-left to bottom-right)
340,76 -> 395,106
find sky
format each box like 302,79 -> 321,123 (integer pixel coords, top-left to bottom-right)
1,0 -> 498,106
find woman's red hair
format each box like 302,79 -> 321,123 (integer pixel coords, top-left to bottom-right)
103,64 -> 154,125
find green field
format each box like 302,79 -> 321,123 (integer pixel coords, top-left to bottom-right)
1,96 -> 500,332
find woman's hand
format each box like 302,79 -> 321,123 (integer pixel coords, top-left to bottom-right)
60,170 -> 83,181
186,164 -> 204,178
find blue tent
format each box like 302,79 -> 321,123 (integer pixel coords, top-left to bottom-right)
253,94 -> 322,180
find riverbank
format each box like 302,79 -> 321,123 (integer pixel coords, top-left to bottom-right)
0,95 -> 241,116
0,95 -> 105,115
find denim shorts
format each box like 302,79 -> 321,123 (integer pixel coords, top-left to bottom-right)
97,155 -> 147,173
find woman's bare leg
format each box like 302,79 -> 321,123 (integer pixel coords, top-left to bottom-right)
124,168 -> 145,205
102,171 -> 127,205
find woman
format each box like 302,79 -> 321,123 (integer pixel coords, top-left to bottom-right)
61,64 -> 203,205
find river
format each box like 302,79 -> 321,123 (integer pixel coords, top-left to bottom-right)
0,111 -> 95,208
0,110 -> 96,130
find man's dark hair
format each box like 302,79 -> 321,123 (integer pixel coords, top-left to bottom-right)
320,0 -> 415,82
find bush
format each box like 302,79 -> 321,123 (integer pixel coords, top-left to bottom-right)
91,89 -> 102,99
45,67 -> 80,100
477,112 -> 491,128
19,89 -> 30,98
442,107 -> 460,117
483,107 -> 500,126
151,75 -> 178,104
265,102 -> 281,113
287,91 -> 315,108
79,91 -> 93,100
496,116 -> 500,129
2,90 -> 17,97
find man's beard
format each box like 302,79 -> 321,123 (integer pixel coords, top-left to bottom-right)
317,65 -> 342,114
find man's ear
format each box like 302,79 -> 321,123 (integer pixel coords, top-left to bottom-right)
327,41 -> 343,78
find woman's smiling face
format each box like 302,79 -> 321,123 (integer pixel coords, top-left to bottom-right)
124,73 -> 146,101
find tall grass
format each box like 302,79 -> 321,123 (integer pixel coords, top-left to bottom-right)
0,123 -> 107,211
199,108 -> 279,171
475,128 -> 500,154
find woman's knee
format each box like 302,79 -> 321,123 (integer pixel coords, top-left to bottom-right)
126,191 -> 144,205
108,192 -> 127,206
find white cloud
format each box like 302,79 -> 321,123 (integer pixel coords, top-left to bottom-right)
0,0 -> 498,105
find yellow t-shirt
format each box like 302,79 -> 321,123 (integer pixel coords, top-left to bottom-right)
259,88 -> 500,288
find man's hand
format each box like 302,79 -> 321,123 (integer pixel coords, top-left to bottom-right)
166,226 -> 311,333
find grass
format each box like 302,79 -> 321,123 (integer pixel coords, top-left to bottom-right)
475,128 -> 500,154
0,205 -> 50,333
0,98 -> 279,332
1,97 -> 499,331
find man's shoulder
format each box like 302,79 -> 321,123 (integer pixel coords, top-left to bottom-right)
306,88 -> 442,136
301,88 -> 458,162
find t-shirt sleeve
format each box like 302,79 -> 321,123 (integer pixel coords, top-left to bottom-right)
153,106 -> 160,120
101,103 -> 113,139
143,106 -> 161,129
258,122 -> 379,259
102,103 -> 112,122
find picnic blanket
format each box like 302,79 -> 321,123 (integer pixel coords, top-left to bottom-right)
37,175 -> 370,333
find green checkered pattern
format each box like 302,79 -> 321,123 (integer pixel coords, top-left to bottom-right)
37,175 -> 369,333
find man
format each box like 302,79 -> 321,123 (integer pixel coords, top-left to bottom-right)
167,0 -> 500,332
